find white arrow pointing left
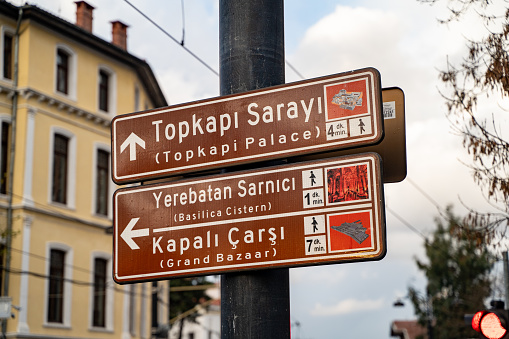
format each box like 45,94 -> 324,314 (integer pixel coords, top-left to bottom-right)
120,132 -> 146,161
120,217 -> 149,250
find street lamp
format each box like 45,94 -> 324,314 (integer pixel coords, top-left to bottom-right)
393,294 -> 434,339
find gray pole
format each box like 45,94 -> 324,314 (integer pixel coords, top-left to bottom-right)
219,0 -> 290,338
503,251 -> 509,309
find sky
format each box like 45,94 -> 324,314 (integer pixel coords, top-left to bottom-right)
11,0 -> 509,338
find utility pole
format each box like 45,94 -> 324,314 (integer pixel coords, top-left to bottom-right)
503,251 -> 509,309
219,0 -> 290,338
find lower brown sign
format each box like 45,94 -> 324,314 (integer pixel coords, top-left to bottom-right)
113,153 -> 386,283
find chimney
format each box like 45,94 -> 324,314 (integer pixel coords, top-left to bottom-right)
75,1 -> 95,33
111,21 -> 129,50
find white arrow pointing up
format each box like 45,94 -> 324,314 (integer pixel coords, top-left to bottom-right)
120,132 -> 145,161
121,217 -> 149,250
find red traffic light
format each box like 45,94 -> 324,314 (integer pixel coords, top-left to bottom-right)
473,311 -> 487,333
472,310 -> 508,339
481,313 -> 507,339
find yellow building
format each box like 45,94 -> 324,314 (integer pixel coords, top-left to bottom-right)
0,1 -> 169,338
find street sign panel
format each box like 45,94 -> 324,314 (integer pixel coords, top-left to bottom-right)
291,87 -> 406,183
113,152 -> 385,283
112,68 -> 383,184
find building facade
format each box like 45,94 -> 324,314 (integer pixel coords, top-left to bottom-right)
168,299 -> 220,339
0,1 -> 168,338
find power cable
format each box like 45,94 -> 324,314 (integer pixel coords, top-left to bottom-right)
406,176 -> 482,232
123,0 -> 219,76
386,203 -> 428,241
407,177 -> 443,211
286,60 -> 305,80
10,247 -> 92,275
122,0 -> 308,81
2,265 -> 152,299
5,249 -> 215,298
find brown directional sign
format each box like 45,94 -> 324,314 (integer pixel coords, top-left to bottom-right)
291,87 -> 406,183
113,152 -> 386,283
111,68 -> 383,184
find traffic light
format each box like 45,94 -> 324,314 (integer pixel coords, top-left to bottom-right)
471,309 -> 509,339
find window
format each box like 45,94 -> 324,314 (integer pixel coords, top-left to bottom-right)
99,70 -> 109,112
97,66 -> 116,114
95,149 -> 109,216
2,32 -> 13,80
54,45 -> 76,99
52,134 -> 68,204
134,86 -> 140,112
89,253 -> 112,331
0,121 -> 10,195
45,243 -> 72,327
47,249 -> 65,323
56,49 -> 69,94
93,257 -> 107,328
49,128 -> 76,208
0,244 -> 4,296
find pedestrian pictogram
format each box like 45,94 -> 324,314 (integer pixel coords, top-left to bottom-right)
358,119 -> 366,134
304,215 -> 325,235
312,217 -> 319,232
302,169 -> 323,189
348,116 -> 372,137
310,171 -> 317,186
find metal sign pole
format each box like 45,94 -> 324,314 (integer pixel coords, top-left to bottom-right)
219,0 -> 290,338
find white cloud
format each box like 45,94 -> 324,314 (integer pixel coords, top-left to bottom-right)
290,265 -> 349,285
310,297 -> 385,316
292,5 -> 404,79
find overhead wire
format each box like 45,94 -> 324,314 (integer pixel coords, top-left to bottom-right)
6,248 -> 216,299
386,203 -> 428,241
5,266 -> 220,335
123,0 -> 219,77
407,177 -> 443,212
122,0 -> 306,80
9,247 -> 92,275
4,264 -> 158,300
286,60 -> 305,80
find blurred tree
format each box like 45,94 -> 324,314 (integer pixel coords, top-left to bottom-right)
408,206 -> 494,339
170,277 -> 213,339
419,0 -> 509,245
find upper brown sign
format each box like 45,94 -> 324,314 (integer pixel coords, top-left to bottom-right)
112,68 -> 383,184
113,153 -> 385,283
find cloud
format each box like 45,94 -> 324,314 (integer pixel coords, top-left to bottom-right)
288,4 -> 445,126
310,297 -> 385,316
290,265 -> 348,285
292,5 -> 404,80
